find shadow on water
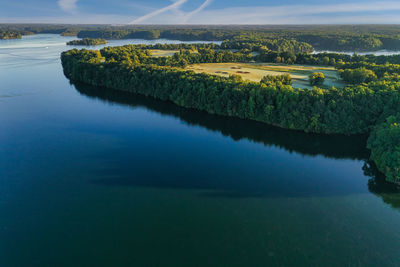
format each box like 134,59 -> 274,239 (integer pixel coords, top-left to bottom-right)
72,81 -> 369,160
71,81 -> 400,202
364,163 -> 400,210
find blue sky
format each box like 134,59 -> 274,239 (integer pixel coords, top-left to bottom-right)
1,0 -> 400,24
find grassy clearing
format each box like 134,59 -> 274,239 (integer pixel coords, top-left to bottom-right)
186,63 -> 345,89
149,50 -> 179,57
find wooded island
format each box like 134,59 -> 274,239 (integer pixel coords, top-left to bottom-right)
67,38 -> 108,46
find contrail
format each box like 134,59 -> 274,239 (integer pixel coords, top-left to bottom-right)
182,0 -> 213,23
129,0 -> 187,24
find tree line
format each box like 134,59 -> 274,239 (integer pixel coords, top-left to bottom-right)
67,38 -> 108,46
61,48 -> 400,133
367,114 -> 400,184
4,24 -> 400,52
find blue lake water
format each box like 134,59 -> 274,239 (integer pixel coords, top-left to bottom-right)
1,34 -> 400,267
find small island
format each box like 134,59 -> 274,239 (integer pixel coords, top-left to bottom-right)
0,31 -> 22,40
67,38 -> 108,46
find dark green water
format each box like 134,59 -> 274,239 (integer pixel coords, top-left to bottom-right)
1,34 -> 400,267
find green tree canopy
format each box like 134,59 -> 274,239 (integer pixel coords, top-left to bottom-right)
309,72 -> 325,86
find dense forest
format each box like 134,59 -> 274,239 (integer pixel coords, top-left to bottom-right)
75,28 -> 400,52
67,38 -> 108,46
61,43 -> 400,184
86,42 -> 400,68
368,114 -> 400,184
2,24 -> 400,52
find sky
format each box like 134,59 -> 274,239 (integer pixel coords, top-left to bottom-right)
1,0 -> 400,24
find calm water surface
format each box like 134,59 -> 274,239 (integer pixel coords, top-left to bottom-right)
1,34 -> 400,267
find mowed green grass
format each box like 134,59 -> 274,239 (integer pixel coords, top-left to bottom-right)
149,50 -> 179,57
186,63 -> 345,89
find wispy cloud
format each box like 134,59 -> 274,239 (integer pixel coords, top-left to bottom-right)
3,0 -> 400,24
126,0 -> 400,24
129,0 -> 187,24
182,0 -> 213,23
0,14 -> 133,24
186,1 -> 400,24
58,0 -> 78,13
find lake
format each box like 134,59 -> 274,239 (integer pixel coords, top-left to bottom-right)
1,34 -> 400,267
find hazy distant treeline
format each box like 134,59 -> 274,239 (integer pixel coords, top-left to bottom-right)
2,24 -> 400,52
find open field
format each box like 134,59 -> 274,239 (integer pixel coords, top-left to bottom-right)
186,63 -> 345,89
149,49 -> 179,57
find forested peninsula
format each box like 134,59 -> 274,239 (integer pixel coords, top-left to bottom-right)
67,38 -> 107,46
61,43 -> 400,184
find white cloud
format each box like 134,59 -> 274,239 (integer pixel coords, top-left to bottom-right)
58,0 -> 78,13
0,14 -> 132,24
182,0 -> 213,23
123,1 -> 400,24
129,0 -> 187,24
185,1 -> 400,24
3,0 -> 400,24
128,0 -> 213,24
